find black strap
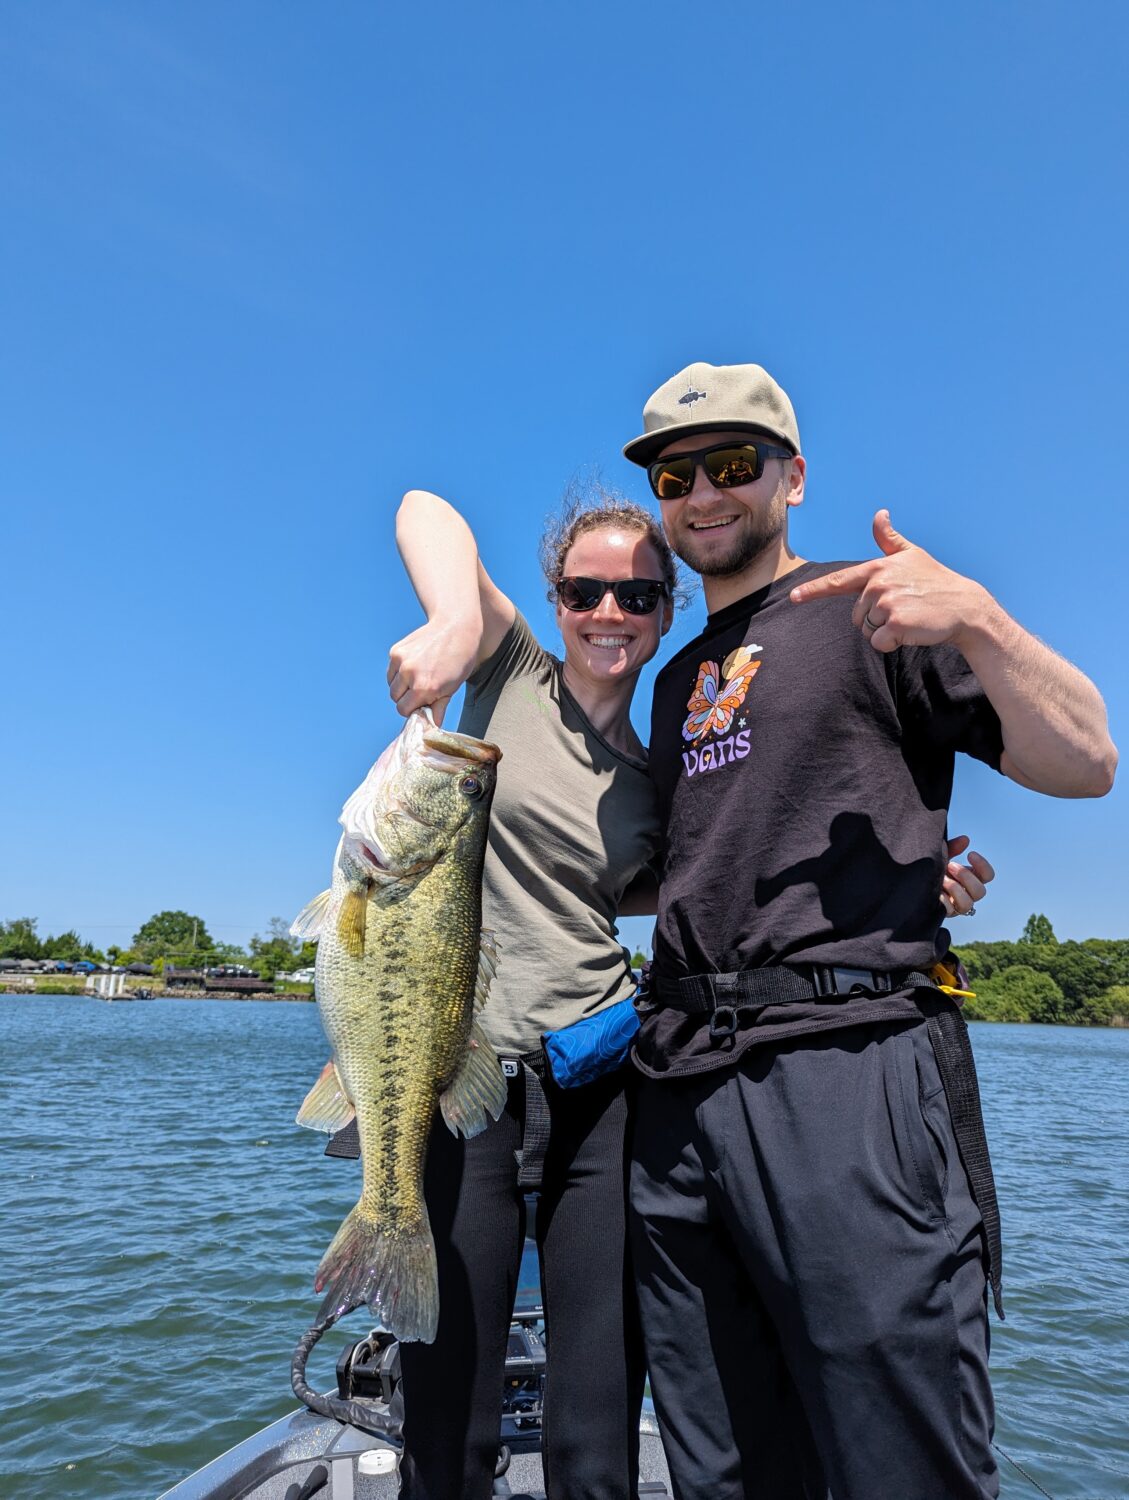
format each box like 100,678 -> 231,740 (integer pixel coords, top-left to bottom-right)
653,964 -> 935,1037
325,1117 -> 360,1159
514,1055 -> 551,1192
657,964 -> 936,1010
926,1007 -> 1005,1319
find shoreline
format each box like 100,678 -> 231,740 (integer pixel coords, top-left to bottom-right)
0,983 -> 314,1001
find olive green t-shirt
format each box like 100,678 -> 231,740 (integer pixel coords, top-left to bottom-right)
458,612 -> 661,1055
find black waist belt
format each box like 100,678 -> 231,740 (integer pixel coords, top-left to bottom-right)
654,963 -> 936,1034
651,964 -> 1004,1319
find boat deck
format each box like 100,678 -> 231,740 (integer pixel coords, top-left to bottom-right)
159,1405 -> 671,1498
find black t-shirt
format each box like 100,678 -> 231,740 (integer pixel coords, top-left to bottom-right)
635,561 -> 1004,1078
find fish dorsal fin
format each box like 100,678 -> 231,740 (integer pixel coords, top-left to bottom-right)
475,929 -> 499,1013
291,889 -> 333,941
337,887 -> 368,958
296,1058 -> 356,1133
439,1019 -> 507,1139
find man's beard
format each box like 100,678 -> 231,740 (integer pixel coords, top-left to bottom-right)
670,494 -> 787,578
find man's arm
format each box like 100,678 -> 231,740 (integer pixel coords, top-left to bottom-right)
789,510 -> 1117,798
387,489 -> 516,723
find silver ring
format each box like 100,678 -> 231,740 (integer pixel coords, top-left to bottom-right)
864,610 -> 880,631
966,904 -> 976,916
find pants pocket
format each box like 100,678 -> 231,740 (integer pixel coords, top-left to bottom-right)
894,1026 -> 952,1223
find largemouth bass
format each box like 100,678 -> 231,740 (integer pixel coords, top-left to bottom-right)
291,709 -> 506,1342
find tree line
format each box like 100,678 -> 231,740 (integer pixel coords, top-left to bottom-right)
953,913 -> 1129,1026
0,910 -> 315,981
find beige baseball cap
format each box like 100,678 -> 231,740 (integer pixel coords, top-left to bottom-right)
623,361 -> 800,467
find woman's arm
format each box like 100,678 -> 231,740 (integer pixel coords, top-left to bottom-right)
387,489 -> 516,724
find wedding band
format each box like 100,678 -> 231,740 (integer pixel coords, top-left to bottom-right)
966,904 -> 976,916
864,611 -> 880,631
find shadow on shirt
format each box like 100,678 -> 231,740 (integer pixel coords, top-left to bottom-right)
753,810 -> 937,944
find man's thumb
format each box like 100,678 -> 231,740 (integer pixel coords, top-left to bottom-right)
873,508 -> 912,556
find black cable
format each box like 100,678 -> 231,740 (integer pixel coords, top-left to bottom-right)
992,1441 -> 1056,1499
290,1301 -> 403,1444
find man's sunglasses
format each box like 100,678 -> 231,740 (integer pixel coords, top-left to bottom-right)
556,577 -> 670,615
647,440 -> 795,501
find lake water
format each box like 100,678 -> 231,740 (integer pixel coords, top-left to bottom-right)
1,998 -> 1127,1499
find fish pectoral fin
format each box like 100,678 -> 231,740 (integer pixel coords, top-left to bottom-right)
474,929 -> 500,1014
439,1020 -> 507,1140
296,1058 -> 356,1133
337,887 -> 369,958
291,889 -> 333,941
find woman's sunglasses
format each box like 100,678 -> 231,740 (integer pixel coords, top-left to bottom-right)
647,440 -> 795,501
556,577 -> 669,615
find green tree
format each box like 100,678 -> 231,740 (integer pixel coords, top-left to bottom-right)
1078,987 -> 1129,1027
964,964 -> 1066,1024
0,918 -> 42,959
630,951 -> 648,970
211,941 -> 252,964
41,929 -> 87,962
249,916 -> 301,979
1021,913 -> 1057,945
133,911 -> 214,960
1044,942 -> 1111,1009
963,987 -> 1033,1023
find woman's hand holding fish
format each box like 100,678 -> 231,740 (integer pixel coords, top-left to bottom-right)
387,613 -> 483,725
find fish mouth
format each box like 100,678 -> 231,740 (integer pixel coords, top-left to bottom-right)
356,840 -> 390,873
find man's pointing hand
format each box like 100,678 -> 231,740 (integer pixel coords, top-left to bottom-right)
789,509 -> 992,654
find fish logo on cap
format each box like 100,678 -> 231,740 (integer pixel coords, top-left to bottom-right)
678,387 -> 707,406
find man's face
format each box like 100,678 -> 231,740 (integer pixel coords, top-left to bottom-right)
655,429 -> 804,579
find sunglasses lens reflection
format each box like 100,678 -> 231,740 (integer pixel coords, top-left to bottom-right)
559,579 -> 601,611
619,584 -> 663,615
649,458 -> 694,500
703,446 -> 760,487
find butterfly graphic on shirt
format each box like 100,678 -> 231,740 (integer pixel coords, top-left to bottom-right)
681,645 -> 763,743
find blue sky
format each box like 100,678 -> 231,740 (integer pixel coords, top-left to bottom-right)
2,1 -> 1126,959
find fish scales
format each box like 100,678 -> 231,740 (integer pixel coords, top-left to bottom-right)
292,710 -> 506,1341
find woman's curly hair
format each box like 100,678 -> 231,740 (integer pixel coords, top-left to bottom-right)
539,480 -> 692,610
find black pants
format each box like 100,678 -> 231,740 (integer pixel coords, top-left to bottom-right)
398,1065 -> 645,1500
629,1021 -> 997,1500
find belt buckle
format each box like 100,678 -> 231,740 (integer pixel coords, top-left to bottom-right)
709,1005 -> 739,1040
832,966 -> 879,997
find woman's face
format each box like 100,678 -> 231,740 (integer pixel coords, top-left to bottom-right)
555,526 -> 673,690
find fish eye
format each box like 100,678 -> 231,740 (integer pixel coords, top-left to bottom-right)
458,773 -> 483,799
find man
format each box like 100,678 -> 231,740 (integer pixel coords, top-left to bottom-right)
621,361 -> 1117,1500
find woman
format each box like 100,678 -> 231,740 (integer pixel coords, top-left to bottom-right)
383,485 -> 991,1500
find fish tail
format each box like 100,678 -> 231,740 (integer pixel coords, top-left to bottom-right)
314,1205 -> 439,1343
